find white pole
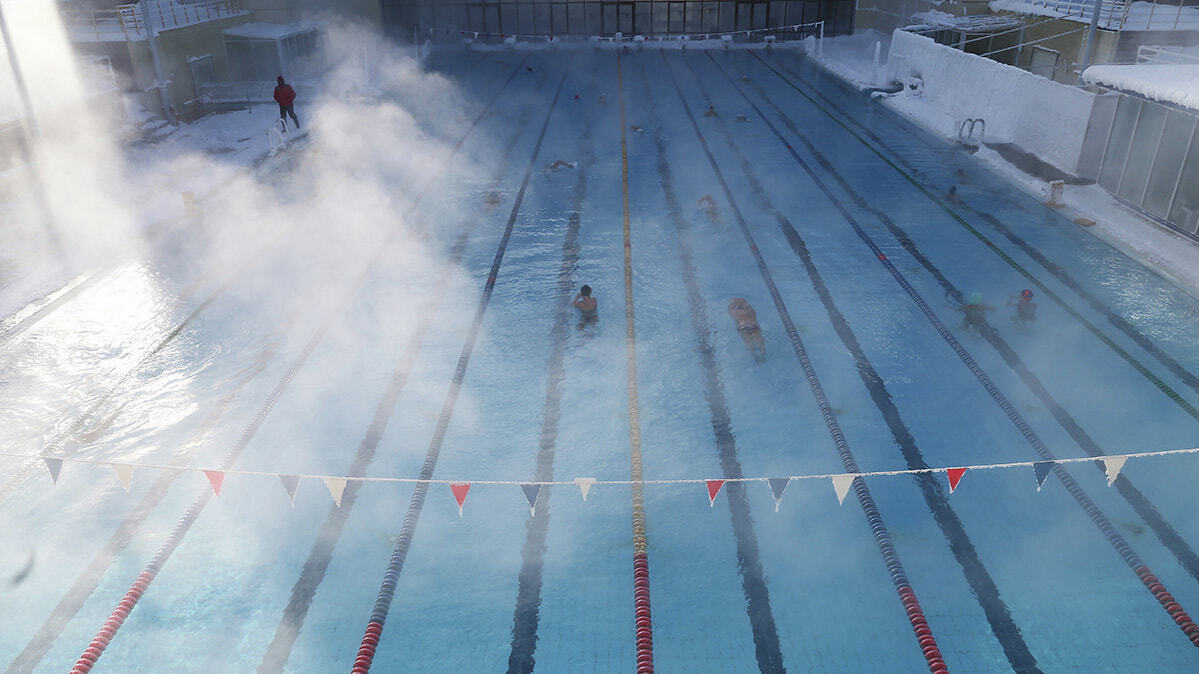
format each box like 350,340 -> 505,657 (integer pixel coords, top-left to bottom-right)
817,20 -> 824,59
872,40 -> 881,86
1080,0 -> 1103,80
140,0 -> 175,123
0,0 -> 37,136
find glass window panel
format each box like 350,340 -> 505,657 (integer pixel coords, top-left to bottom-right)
551,3 -> 567,32
602,3 -> 617,33
702,2 -> 719,31
636,1 -> 652,32
1167,125 -> 1199,233
719,0 -> 736,31
652,1 -> 669,32
502,4 -> 518,32
768,1 -> 785,26
584,3 -> 601,33
535,3 -> 551,32
668,2 -> 683,31
567,3 -> 583,33
519,3 -> 536,32
1119,100 -> 1167,203
1099,96 -> 1141,191
1143,112 -> 1196,218
686,1 -> 701,31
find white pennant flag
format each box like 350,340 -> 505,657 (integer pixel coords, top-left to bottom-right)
574,477 -> 596,501
111,463 -> 133,492
831,474 -> 856,505
324,477 -> 347,507
1103,456 -> 1127,486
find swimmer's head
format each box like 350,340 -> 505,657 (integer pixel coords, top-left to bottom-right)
729,297 -> 747,309
969,292 -> 982,305
580,284 -> 592,297
1021,289 -> 1033,300
948,186 -> 957,195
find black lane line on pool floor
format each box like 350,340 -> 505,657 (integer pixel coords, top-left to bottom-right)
637,56 -> 786,674
350,55 -> 573,674
62,54 -> 522,674
257,53 -> 539,674
685,54 -> 1041,673
506,82 -> 596,674
730,53 -> 1199,589
6,343 -> 275,674
712,51 -> 1199,650
753,52 -> 1199,420
661,51 -> 949,674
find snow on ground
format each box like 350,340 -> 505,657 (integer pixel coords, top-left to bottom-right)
0,101 -> 305,324
813,30 -> 1199,299
1083,63 -> 1199,110
810,30 -> 893,89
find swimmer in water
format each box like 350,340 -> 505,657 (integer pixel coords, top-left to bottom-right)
735,113 -> 749,123
704,104 -> 718,118
952,291 -> 994,333
947,185 -> 963,204
697,194 -> 721,225
572,284 -> 598,329
484,191 -> 502,213
728,298 -> 765,363
1007,289 -> 1037,325
548,160 -> 577,171
629,124 -> 644,133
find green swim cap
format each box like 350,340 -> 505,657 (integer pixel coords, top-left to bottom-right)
969,292 -> 982,304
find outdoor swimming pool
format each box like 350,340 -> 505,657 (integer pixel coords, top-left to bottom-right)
4,47 -> 1199,673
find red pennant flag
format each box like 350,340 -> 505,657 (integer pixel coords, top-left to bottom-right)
451,482 -> 471,518
706,480 -> 725,507
205,470 -> 225,496
946,468 -> 966,494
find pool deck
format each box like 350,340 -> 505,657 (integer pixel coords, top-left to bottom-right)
813,38 -> 1199,302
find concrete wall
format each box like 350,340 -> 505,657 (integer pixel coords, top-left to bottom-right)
888,29 -> 1097,173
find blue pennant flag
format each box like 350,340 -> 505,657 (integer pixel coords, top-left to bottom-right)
1033,461 -> 1054,491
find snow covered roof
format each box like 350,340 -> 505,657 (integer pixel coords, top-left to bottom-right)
908,9 -> 1024,32
1082,64 -> 1199,111
223,22 -> 318,41
989,0 -> 1199,31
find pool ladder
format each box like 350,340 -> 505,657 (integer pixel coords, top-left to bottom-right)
958,118 -> 985,150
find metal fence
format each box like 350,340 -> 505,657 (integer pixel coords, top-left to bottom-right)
61,0 -> 247,42
381,0 -> 855,38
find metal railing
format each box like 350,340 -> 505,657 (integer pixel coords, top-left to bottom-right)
1000,0 -> 1129,30
61,0 -> 247,42
1137,44 -> 1199,64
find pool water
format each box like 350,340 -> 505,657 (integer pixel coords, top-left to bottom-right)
4,48 -> 1199,673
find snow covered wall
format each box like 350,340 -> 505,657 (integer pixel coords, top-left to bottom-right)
886,30 -> 1097,174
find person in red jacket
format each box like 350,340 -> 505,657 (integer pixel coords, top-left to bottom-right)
274,76 -> 299,129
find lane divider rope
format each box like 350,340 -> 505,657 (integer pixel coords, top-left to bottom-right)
617,53 -> 655,674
